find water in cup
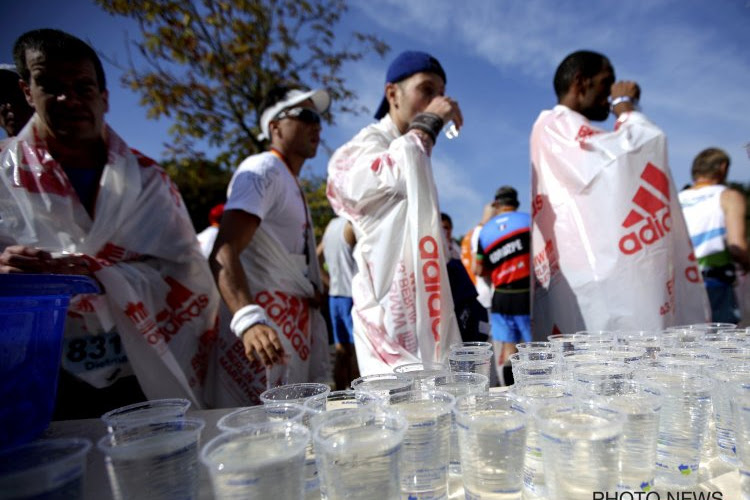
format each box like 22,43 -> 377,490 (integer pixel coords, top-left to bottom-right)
313,409 -> 407,500
98,418 -> 205,500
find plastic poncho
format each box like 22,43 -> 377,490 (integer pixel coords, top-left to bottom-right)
327,115 -> 462,375
530,105 -> 709,337
0,117 -> 221,407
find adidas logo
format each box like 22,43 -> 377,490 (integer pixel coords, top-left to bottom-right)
618,163 -> 672,255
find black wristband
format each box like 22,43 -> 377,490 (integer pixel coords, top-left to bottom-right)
407,112 -> 444,143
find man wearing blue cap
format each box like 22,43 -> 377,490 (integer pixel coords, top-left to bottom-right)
327,50 -> 464,375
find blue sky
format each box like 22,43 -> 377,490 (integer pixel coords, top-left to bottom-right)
2,0 -> 749,236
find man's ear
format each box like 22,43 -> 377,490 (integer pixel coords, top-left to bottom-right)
19,79 -> 34,109
385,82 -> 399,109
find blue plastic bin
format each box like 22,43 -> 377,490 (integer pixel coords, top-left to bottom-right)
0,274 -> 100,450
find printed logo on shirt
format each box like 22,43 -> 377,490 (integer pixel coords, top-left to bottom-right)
419,235 -> 443,342
256,290 -> 311,361
125,276 -> 210,348
575,125 -> 603,142
618,162 -> 672,256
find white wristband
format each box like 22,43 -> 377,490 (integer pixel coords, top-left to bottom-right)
230,304 -> 269,339
610,95 -> 639,111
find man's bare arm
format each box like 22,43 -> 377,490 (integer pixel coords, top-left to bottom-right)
209,209 -> 284,365
722,188 -> 750,272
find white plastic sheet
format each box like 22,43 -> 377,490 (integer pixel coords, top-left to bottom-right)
530,106 -> 710,337
328,116 -> 462,375
0,118 -> 221,407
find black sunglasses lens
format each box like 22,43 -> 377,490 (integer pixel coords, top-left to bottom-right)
297,109 -> 321,124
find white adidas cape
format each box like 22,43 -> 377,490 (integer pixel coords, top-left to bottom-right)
530,106 -> 710,337
327,116 -> 462,375
0,116 -> 221,407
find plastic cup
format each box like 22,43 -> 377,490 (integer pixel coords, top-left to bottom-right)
260,383 -> 330,405
101,398 -> 191,432
638,370 -> 712,490
259,384 -> 331,499
201,421 -> 309,500
0,438 -> 91,499
534,401 -> 625,500
454,392 -> 527,499
547,333 -> 587,352
313,408 -> 407,500
595,380 -> 662,492
450,341 -> 493,352
512,359 -> 559,385
572,361 -> 634,396
98,417 -> 205,500
731,393 -> 750,500
709,364 -> 750,465
510,380 -> 573,497
304,389 -> 382,414
448,346 -> 493,379
616,330 -> 662,359
387,389 -> 456,499
393,362 -> 450,390
351,373 -> 412,399
217,402 -> 306,432
422,372 -> 489,475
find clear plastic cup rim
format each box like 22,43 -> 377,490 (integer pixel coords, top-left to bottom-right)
201,421 -> 310,473
100,398 -> 191,427
259,383 -> 331,403
217,402 -> 307,432
97,417 -> 206,457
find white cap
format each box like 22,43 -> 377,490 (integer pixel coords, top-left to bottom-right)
257,88 -> 330,141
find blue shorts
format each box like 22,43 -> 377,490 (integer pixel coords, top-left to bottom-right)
491,312 -> 532,344
329,296 -> 354,344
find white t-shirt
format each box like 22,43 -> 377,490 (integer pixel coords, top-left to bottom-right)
225,151 -> 308,255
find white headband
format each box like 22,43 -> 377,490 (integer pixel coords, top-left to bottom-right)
257,88 -> 330,141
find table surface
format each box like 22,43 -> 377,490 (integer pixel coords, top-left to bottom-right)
43,407 -> 742,500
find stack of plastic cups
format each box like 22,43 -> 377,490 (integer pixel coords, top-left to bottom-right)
351,373 -> 412,399
587,379 -> 663,493
386,389 -> 456,499
423,372 -> 489,476
533,400 -> 625,500
547,333 -> 588,353
604,345 -> 648,365
201,421 -> 310,500
453,392 -> 528,499
451,341 -> 499,387
731,393 -> 750,500
0,438 -> 92,499
216,402 -> 307,432
98,417 -> 206,500
448,344 -> 493,381
312,407 -> 407,500
637,368 -> 713,491
616,330 -> 662,359
393,362 -> 451,390
510,354 -> 560,386
260,383 -> 331,500
571,361 -> 634,397
510,380 -> 572,498
515,343 -> 559,363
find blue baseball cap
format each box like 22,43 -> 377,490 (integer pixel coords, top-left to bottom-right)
373,50 -> 447,119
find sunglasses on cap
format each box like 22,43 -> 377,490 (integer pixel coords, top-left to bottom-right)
274,106 -> 322,125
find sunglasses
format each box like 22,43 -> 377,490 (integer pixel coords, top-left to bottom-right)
274,107 -> 322,125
